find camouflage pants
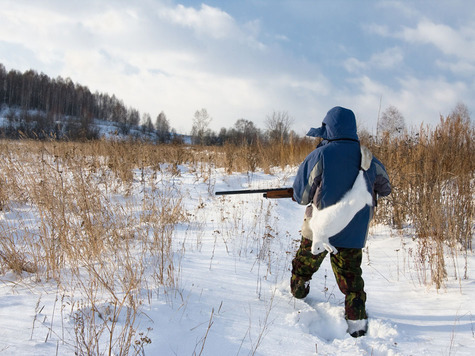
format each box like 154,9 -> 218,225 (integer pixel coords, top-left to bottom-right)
290,237 -> 367,320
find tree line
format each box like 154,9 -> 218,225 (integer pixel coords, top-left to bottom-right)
0,64 -> 301,144
0,63 -> 153,140
4,63 -> 455,145
190,108 -> 297,146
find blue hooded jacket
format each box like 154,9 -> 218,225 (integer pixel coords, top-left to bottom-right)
292,106 -> 391,248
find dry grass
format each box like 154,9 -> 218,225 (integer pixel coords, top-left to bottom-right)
0,139 -> 186,354
0,112 -> 473,352
367,114 -> 474,288
1,113 -> 473,288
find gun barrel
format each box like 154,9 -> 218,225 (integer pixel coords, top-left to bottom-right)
215,187 -> 293,199
215,188 -> 269,195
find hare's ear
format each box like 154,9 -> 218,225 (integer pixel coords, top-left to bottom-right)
323,243 -> 338,255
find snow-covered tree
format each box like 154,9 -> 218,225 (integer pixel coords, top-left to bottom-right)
377,105 -> 406,139
191,108 -> 212,145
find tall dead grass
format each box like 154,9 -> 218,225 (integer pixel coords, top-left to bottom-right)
0,139 -> 186,354
0,110 -> 472,355
367,114 -> 474,288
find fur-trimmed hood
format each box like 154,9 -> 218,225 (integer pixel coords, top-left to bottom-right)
360,145 -> 373,171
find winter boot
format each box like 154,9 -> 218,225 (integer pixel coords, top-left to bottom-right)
290,275 -> 310,299
347,319 -> 368,338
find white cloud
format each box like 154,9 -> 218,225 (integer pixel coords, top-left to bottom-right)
343,58 -> 366,73
82,10 -> 129,35
399,19 -> 475,62
364,24 -> 391,37
436,59 -> 475,76
158,2 -> 266,51
338,75 -> 469,131
344,47 -> 403,73
0,5 -> 72,64
275,34 -> 290,42
375,0 -> 419,18
366,15 -> 475,78
160,4 -> 235,39
0,1 -> 271,125
0,0 -> 473,134
371,47 -> 404,68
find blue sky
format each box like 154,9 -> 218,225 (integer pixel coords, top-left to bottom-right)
1,0 -> 473,134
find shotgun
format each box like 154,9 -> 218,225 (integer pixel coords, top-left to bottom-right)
215,187 -> 294,199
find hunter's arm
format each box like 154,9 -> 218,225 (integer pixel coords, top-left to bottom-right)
373,158 -> 391,197
292,153 -> 322,205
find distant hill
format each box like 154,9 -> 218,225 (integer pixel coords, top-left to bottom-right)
0,63 -> 179,142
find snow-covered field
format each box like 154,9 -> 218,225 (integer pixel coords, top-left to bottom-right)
0,163 -> 473,355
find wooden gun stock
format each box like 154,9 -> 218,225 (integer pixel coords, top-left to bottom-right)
263,188 -> 294,199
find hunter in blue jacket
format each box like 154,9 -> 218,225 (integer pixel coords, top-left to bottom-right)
291,106 -> 391,338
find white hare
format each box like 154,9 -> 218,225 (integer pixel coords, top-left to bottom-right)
309,146 -> 373,255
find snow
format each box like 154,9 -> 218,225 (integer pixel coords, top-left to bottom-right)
0,163 -> 474,355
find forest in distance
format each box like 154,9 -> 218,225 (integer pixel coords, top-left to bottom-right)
0,63 -> 316,145
0,62 -> 453,146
